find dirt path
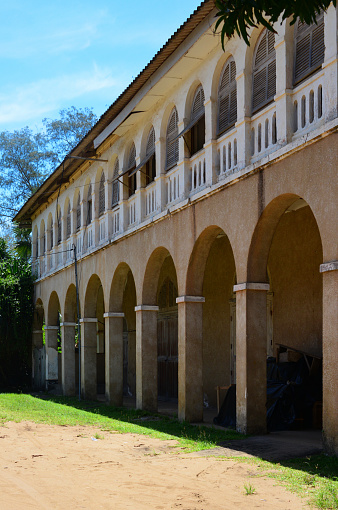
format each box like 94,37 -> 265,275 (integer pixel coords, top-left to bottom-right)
0,421 -> 306,510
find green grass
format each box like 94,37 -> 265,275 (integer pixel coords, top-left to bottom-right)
0,393 -> 243,452
227,454 -> 338,509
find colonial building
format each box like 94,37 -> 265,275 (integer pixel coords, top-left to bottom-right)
15,1 -> 338,454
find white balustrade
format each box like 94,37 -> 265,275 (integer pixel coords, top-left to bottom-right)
128,195 -> 137,226
99,216 -> 106,242
76,232 -> 82,255
85,224 -> 93,250
66,240 -> 72,261
251,104 -> 277,160
216,128 -> 238,179
165,165 -> 182,206
144,182 -> 157,216
292,73 -> 324,136
112,208 -> 120,235
190,150 -> 206,193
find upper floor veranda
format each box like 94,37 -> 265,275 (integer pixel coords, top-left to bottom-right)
28,2 -> 338,279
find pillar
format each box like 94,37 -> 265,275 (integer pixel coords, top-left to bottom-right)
60,322 -> 76,396
135,305 -> 159,412
320,261 -> 338,455
44,325 -> 59,388
80,318 -> 98,400
176,296 -> 205,422
32,329 -> 44,389
103,312 -> 124,406
233,283 -> 269,434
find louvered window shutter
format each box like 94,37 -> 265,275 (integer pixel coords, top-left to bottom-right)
57,213 -> 62,244
218,59 -> 237,135
146,127 -> 155,156
192,86 -> 205,120
112,159 -> 120,207
99,174 -> 105,216
128,144 -> 136,169
50,222 -> 53,250
87,185 -> 92,225
166,108 -> 179,170
252,30 -> 276,113
294,13 -> 324,85
76,195 -> 81,230
66,204 -> 71,238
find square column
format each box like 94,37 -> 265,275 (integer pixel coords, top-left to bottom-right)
60,322 -> 76,396
80,318 -> 98,400
234,283 -> 269,434
320,261 -> 338,455
176,296 -> 205,423
44,326 -> 59,388
103,312 -> 124,406
135,305 -> 159,412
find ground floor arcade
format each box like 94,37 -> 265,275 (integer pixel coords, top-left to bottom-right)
32,134 -> 337,455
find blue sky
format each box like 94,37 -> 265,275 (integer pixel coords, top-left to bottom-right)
0,1 -> 201,132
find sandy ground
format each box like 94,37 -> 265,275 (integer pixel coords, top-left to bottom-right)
0,421 -> 306,510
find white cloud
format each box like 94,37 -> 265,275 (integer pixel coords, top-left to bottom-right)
0,64 -> 123,126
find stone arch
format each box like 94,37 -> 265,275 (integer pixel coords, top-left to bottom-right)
84,273 -> 104,318
185,225 -> 237,295
64,283 -> 78,322
48,290 -> 61,326
142,246 -> 175,305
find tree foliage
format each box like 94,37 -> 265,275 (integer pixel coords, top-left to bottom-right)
0,238 -> 34,389
0,107 -> 98,235
215,0 -> 336,46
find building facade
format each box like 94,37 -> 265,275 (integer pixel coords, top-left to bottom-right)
15,1 -> 338,454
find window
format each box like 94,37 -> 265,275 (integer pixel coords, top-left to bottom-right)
218,58 -> 237,134
191,86 -> 205,155
35,234 -> 39,260
42,229 -> 46,254
127,144 -> 136,197
112,159 -> 120,207
50,221 -> 53,250
294,12 -> 324,85
57,211 -> 61,245
86,184 -> 92,225
76,195 -> 81,231
145,127 -> 156,185
99,174 -> 105,216
252,29 -> 276,113
166,107 -> 179,170
66,203 -> 71,238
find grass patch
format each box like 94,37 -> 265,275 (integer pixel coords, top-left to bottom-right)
0,393 -> 244,452
227,454 -> 338,509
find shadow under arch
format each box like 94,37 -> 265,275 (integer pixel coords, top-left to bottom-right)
142,246 -> 174,305
239,193 -> 323,434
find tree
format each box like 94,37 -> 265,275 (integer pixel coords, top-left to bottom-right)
0,107 -> 97,236
0,238 -> 34,389
215,0 -> 336,46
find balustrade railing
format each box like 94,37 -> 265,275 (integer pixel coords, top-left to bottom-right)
128,195 -> 137,226
165,165 -> 181,206
292,73 -> 324,136
99,216 -> 106,242
216,129 -> 238,179
190,150 -> 206,193
112,208 -> 120,236
251,104 -> 277,160
144,182 -> 157,216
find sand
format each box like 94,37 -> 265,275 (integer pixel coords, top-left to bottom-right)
0,421 -> 306,509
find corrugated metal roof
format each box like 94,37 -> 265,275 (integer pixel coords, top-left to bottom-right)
14,0 -> 215,225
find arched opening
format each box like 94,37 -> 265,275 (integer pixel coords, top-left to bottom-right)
83,274 -> 105,399
46,291 -> 62,391
63,284 -> 79,396
247,195 -> 323,433
108,263 -> 137,407
32,298 -> 45,390
186,226 -> 237,423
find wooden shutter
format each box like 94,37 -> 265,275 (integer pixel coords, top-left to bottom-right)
218,59 -> 237,135
112,159 -> 119,207
76,195 -> 81,230
166,108 -> 179,170
128,144 -> 136,169
87,185 -> 92,225
146,127 -> 155,156
294,13 -> 324,84
66,203 -> 71,238
191,86 -> 205,120
252,29 -> 276,113
99,174 -> 105,216
57,212 -> 61,244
